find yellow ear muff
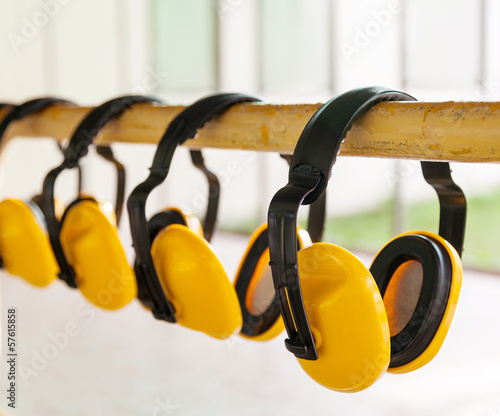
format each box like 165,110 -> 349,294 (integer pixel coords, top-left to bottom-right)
240,246 -> 284,341
59,199 -> 136,310
0,199 -> 58,287
371,230 -> 462,374
151,223 -> 242,339
234,224 -> 283,341
297,242 -> 390,392
235,224 -> 314,341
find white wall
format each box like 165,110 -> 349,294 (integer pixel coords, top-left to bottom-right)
0,0 -> 499,244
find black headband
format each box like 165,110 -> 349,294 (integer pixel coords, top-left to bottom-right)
128,92 -> 262,323
42,95 -> 162,288
188,149 -> 220,242
268,86 -> 466,361
0,98 -> 88,205
279,154 -> 326,243
0,98 -> 72,144
95,145 -> 126,225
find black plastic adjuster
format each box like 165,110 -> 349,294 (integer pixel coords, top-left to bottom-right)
152,306 -> 177,323
58,269 -> 77,289
285,337 -> 310,358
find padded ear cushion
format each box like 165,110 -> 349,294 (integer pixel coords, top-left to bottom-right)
151,223 -> 242,339
234,224 -> 313,341
370,231 -> 462,373
297,243 -> 390,392
60,199 -> 137,310
148,209 -> 187,244
0,199 -> 59,286
162,207 -> 203,237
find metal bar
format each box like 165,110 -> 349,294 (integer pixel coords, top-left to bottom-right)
1,101 -> 500,162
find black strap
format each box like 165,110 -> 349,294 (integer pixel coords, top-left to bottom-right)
280,154 -> 326,242
0,98 -> 72,146
62,96 -> 160,168
268,86 -> 467,361
56,141 -> 83,193
189,150 -> 220,242
421,162 -> 466,256
96,145 -> 126,225
290,87 -> 416,204
42,95 -> 162,288
128,93 -> 262,323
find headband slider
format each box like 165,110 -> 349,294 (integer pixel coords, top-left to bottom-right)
152,306 -> 176,323
289,164 -> 323,204
58,269 -> 77,288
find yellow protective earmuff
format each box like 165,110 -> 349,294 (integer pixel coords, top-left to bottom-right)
135,159 -> 228,334
59,146 -> 128,308
129,93 -> 263,339
58,195 -> 134,310
296,242 -> 390,392
369,161 -> 466,374
233,164 -> 327,341
0,198 -> 59,286
0,98 -> 75,287
232,223 -> 312,341
41,96 -> 161,310
268,87 -> 466,393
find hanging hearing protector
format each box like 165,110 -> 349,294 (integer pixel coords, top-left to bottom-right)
233,154 -> 327,341
41,95 -> 160,309
128,93 -> 327,340
370,161 -> 465,373
268,86 -> 466,392
0,98 -> 74,286
128,93 -> 273,339
136,148 -> 222,307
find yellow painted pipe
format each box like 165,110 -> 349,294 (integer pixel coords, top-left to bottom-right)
1,101 -> 500,162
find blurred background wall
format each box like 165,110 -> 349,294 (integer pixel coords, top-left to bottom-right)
1,0 -> 500,267
2,0 -> 500,271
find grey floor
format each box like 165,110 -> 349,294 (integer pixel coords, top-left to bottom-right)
1,232 -> 500,416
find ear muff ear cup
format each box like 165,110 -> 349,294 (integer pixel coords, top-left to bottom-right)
370,231 -> 462,374
151,223 -> 242,339
0,199 -> 59,286
234,224 -> 313,341
59,199 -> 137,310
158,207 -> 204,237
234,224 -> 283,341
147,208 -> 203,242
148,210 -> 187,243
296,243 -> 390,392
